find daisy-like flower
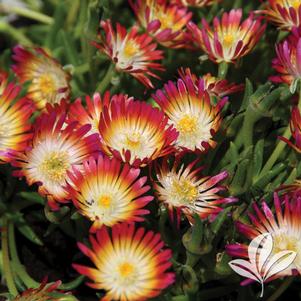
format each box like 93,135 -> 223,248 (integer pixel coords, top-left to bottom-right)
99,96 -> 178,167
152,73 -> 225,152
13,279 -> 66,301
187,9 -> 265,63
171,0 -> 220,7
129,0 -> 192,48
65,155 -> 153,232
270,28 -> 301,87
12,45 -> 70,110
262,0 -> 301,30
178,67 -> 244,98
280,107 -> 301,152
154,159 -> 235,223
12,103 -> 100,209
226,193 -> 301,277
0,72 -> 33,163
93,20 -> 164,89
73,223 -> 175,301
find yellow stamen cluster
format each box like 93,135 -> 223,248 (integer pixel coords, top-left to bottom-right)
177,115 -> 198,134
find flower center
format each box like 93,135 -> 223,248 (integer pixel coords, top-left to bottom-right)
273,233 -> 300,254
97,195 -> 112,208
123,43 -> 139,57
38,73 -> 56,95
118,262 -> 135,277
172,178 -> 198,204
124,133 -> 142,150
177,115 -> 198,134
290,0 -> 301,9
39,151 -> 69,182
223,33 -> 235,47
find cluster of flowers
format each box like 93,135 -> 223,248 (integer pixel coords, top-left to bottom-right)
3,0 -> 301,300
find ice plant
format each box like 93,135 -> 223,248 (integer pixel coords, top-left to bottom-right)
226,193 -> 301,277
73,223 -> 175,301
93,20 -> 164,89
0,72 -> 33,163
178,68 -> 244,98
280,107 -> 301,152
65,155 -> 153,232
12,46 -> 70,110
152,73 -> 225,151
99,96 -> 178,167
154,159 -> 235,223
187,9 -> 265,63
129,0 -> 192,48
171,0 -> 220,7
262,0 -> 301,30
12,103 -> 100,209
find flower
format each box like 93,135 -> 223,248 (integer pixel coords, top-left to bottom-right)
0,72 -> 33,163
171,0 -> 220,7
12,46 -> 70,110
13,279 -> 66,301
73,223 -> 175,301
280,107 -> 301,152
154,159 -> 236,223
226,193 -> 301,277
270,28 -> 301,86
65,155 -> 153,232
261,0 -> 301,30
152,73 -> 225,152
129,0 -> 192,48
178,67 -> 244,98
12,103 -> 100,209
93,20 -> 164,89
187,9 -> 265,63
99,96 -> 178,167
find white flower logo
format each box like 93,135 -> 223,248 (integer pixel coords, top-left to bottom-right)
229,233 -> 297,297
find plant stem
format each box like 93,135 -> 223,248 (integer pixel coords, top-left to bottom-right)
266,277 -> 294,301
8,222 -> 40,288
96,64 -> 115,94
2,217 -> 18,297
0,22 -> 32,46
218,62 -> 229,79
0,5 -> 53,24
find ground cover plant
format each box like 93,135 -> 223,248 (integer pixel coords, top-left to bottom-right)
1,0 -> 301,300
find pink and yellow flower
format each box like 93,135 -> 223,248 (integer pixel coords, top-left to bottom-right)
178,67 -> 244,98
152,73 -> 225,152
171,0 -> 220,7
226,193 -> 301,277
129,0 -> 192,48
154,159 -> 235,222
65,155 -> 153,232
262,0 -> 301,30
93,20 -> 164,89
12,46 -> 70,110
270,28 -> 301,86
0,72 -> 33,163
99,96 -> 178,167
280,106 -> 301,152
12,103 -> 100,209
73,223 -> 175,301
188,9 -> 265,63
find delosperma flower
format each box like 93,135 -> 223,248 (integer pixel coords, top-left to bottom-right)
178,67 -> 244,98
262,0 -> 301,30
226,193 -> 301,277
65,155 -> 153,232
12,103 -> 100,209
188,9 -> 266,63
171,0 -> 220,7
0,72 -> 33,163
271,29 -> 301,87
280,107 -> 301,152
99,96 -> 178,167
152,73 -> 225,152
129,0 -> 192,48
93,20 -> 164,89
12,46 -> 70,110
154,159 -> 236,223
73,223 -> 175,301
